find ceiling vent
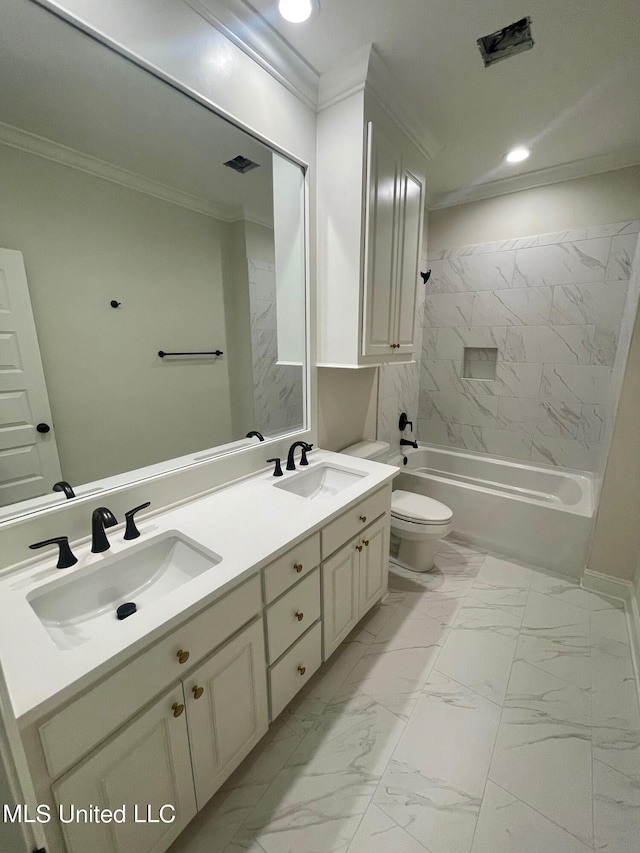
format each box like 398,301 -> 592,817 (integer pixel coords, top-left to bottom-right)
224,155 -> 260,174
477,17 -> 534,67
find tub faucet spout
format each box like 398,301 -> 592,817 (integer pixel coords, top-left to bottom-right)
400,438 -> 418,450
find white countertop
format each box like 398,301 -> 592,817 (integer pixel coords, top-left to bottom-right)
0,450 -> 397,725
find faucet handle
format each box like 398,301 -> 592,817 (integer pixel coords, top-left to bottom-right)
29,536 -> 78,569
300,443 -> 313,466
267,458 -> 283,477
124,502 -> 151,540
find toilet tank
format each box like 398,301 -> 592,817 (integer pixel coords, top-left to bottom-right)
340,440 -> 390,463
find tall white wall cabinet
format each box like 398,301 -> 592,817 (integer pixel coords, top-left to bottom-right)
317,73 -> 428,367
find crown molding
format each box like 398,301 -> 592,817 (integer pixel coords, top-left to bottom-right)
317,45 -> 442,164
0,121 -> 241,220
429,146 -> 640,210
183,0 -> 319,111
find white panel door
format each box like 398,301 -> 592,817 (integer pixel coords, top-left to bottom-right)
362,121 -> 400,357
358,515 -> 390,615
0,248 -> 61,506
184,618 -> 269,810
394,168 -> 424,354
53,684 -> 196,853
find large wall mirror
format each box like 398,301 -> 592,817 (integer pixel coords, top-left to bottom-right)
0,0 -> 307,521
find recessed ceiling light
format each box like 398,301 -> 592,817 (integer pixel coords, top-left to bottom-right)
278,0 -> 313,23
505,146 -> 531,163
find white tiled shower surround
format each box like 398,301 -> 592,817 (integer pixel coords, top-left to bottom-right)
248,259 -> 304,433
414,221 -> 640,474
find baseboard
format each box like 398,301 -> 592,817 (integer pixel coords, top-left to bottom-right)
582,569 -> 640,704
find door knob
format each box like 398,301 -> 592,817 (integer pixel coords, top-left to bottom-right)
36,423 -> 51,433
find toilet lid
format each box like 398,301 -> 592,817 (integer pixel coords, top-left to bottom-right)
391,490 -> 453,524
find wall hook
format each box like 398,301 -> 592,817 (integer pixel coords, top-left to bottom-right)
110,300 -> 122,308
420,270 -> 431,284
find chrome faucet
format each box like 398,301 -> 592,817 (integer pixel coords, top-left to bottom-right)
91,506 -> 117,553
286,441 -> 313,471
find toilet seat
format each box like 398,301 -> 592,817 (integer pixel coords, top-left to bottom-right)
391,490 -> 453,526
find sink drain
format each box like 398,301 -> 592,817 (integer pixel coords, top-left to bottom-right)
116,602 -> 137,620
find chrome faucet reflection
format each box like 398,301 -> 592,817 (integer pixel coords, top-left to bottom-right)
286,441 -> 313,471
91,507 -> 118,553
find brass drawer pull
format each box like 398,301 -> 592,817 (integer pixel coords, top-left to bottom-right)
356,544 -> 363,552
294,563 -> 303,573
298,666 -> 306,676
177,649 -> 190,665
192,686 -> 203,700
363,539 -> 370,547
295,611 -> 304,622
359,515 -> 367,523
172,702 -> 184,718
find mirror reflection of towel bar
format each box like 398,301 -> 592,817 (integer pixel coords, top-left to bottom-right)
158,350 -> 223,358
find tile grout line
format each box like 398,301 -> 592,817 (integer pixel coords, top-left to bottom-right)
466,563 -> 534,853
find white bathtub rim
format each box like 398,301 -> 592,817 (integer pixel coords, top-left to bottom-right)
392,443 -> 594,518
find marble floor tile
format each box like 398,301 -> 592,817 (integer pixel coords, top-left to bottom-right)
434,599 -> 521,705
489,661 -> 593,846
470,780 -> 592,853
530,570 -> 608,612
332,639 -> 443,704
591,606 -> 631,645
517,590 -> 591,689
346,803 -> 432,853
374,671 -> 502,853
470,555 -> 533,618
593,759 -> 640,853
399,590 -> 464,626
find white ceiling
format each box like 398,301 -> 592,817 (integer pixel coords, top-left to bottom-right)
243,0 -> 640,207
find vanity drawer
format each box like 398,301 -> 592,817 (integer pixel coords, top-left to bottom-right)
321,486 -> 391,558
39,575 -> 262,779
269,622 -> 321,720
265,569 -> 320,664
263,533 -> 320,603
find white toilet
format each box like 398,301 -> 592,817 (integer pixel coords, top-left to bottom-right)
341,440 -> 454,572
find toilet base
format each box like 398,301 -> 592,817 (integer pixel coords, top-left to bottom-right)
396,535 -> 439,573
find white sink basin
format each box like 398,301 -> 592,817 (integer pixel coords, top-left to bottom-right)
274,464 -> 366,499
28,533 -> 221,651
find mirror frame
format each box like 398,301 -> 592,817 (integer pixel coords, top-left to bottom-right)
0,0 -> 316,528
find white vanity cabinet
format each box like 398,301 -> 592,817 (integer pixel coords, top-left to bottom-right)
321,488 -> 391,657
317,90 -> 426,367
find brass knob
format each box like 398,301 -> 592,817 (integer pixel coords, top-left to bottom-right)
172,702 -> 184,718
363,539 -> 370,547
192,685 -> 203,700
177,649 -> 190,664
295,611 -> 304,622
356,544 -> 363,552
359,515 -> 367,523
298,665 -> 306,676
294,563 -> 303,573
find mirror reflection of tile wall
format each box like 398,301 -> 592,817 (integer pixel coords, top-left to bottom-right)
248,259 -> 304,433
416,221 -> 640,472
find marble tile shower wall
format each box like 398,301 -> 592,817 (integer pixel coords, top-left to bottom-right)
418,221 -> 640,472
248,259 -> 304,433
376,262 -> 426,451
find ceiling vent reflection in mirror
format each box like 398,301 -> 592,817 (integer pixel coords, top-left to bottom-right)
224,155 -> 260,173
477,17 -> 534,67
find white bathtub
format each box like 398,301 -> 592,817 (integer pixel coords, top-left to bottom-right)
392,444 -> 594,577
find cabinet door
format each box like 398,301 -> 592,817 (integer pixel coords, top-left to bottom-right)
394,167 -> 424,354
359,514 -> 390,615
362,120 -> 400,358
184,618 -> 268,809
53,685 -> 196,853
322,538 -> 360,658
